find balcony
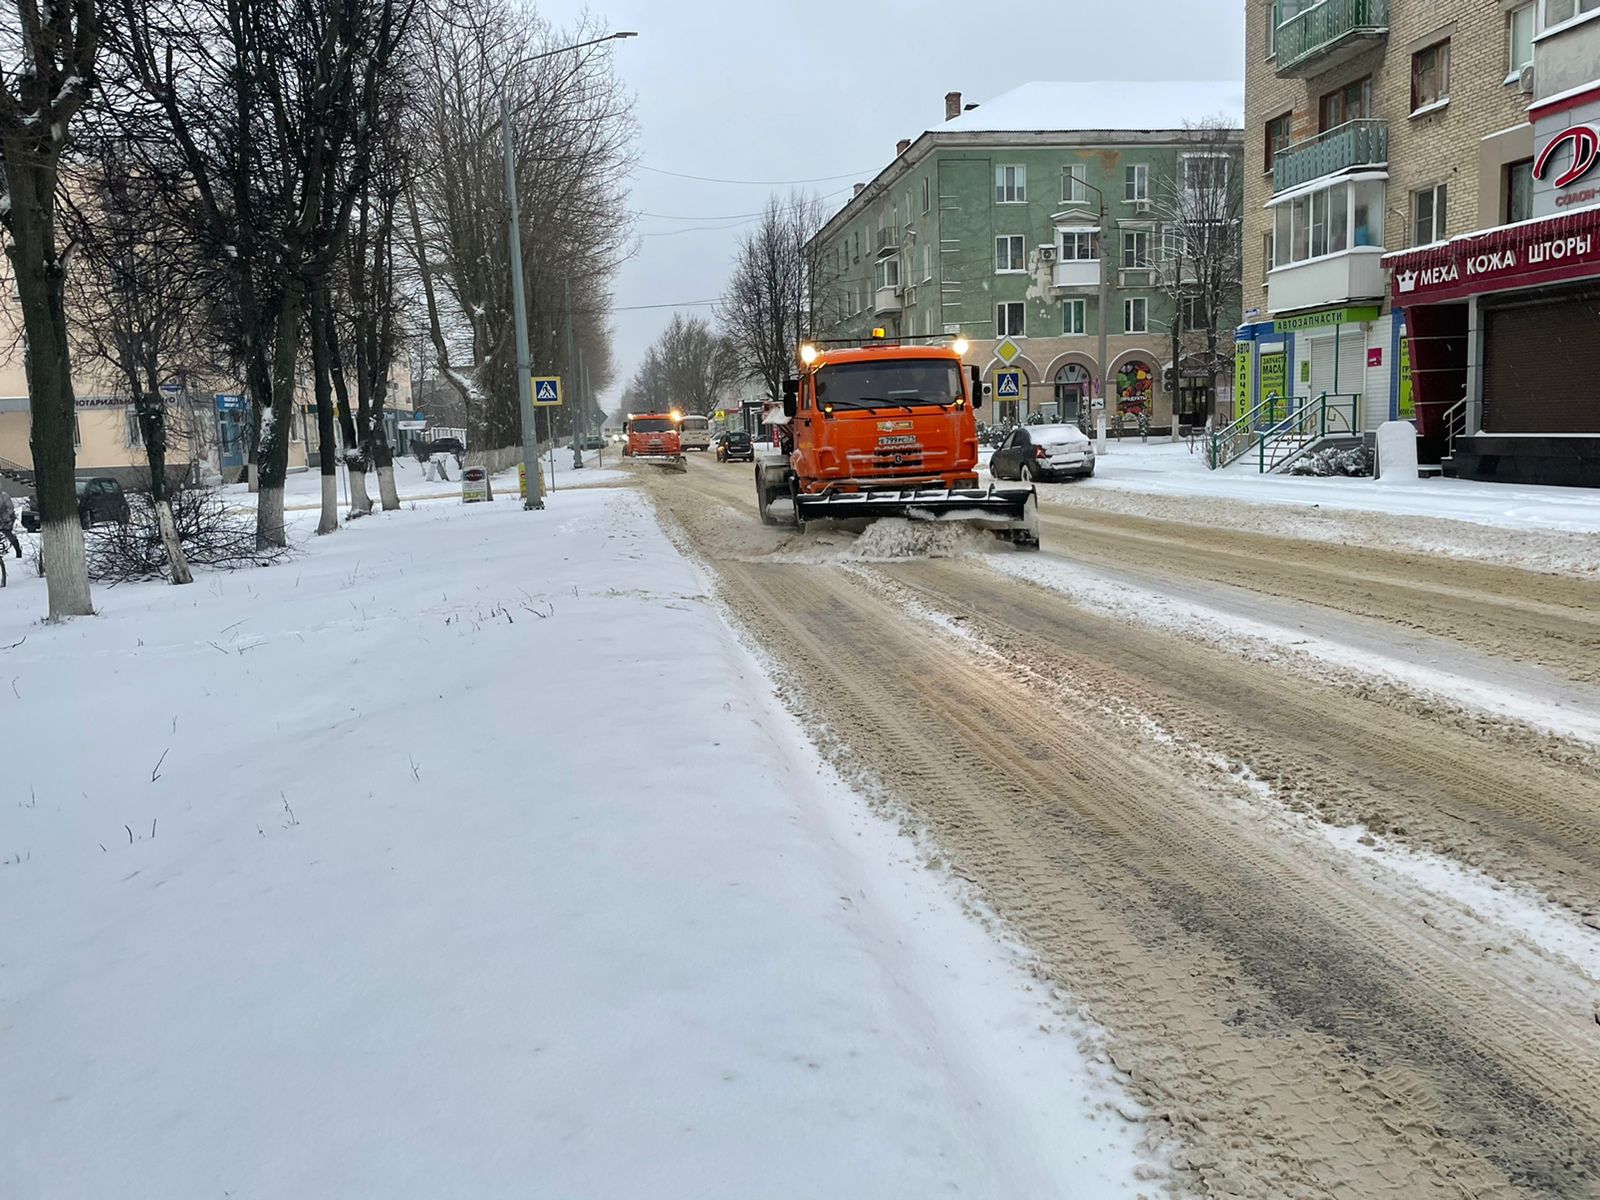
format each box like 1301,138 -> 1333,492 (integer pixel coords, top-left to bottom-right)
873,286 -> 903,315
1274,0 -> 1388,77
1267,247 -> 1386,314
875,226 -> 898,254
1052,259 -> 1100,290
1273,119 -> 1388,192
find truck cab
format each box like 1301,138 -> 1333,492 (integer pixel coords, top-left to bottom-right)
624,413 -> 681,459
786,343 -> 980,494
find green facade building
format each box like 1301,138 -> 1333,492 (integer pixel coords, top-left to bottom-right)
808,83 -> 1244,429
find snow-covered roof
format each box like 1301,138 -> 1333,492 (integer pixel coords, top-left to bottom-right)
937,81 -> 1244,134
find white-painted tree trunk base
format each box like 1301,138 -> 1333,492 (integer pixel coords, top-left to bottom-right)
377,465 -> 400,511
317,475 -> 339,535
247,462 -> 259,493
257,486 -> 287,548
155,499 -> 194,585
348,469 -> 373,517
40,518 -> 93,620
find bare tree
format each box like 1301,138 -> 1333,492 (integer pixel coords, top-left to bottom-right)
631,314 -> 739,417
116,0 -> 416,547
404,0 -> 634,452
0,0 -> 99,619
61,143 -> 218,584
1154,120 -> 1244,426
718,192 -> 824,406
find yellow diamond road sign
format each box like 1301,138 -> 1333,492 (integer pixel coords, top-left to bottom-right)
995,337 -> 1022,365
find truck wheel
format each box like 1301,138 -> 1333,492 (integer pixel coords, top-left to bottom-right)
757,471 -> 776,525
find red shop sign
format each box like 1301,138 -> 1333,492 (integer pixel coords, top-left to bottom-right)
1384,206 -> 1600,304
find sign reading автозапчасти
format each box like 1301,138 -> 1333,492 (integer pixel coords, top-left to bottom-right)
1387,208 -> 1600,303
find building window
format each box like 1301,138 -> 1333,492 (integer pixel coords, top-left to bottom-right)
996,302 -> 1026,337
1271,177 -> 1380,267
1505,159 -> 1534,223
1124,297 -> 1148,334
1060,229 -> 1098,260
852,231 -> 860,262
1161,226 -> 1187,261
1265,112 -> 1293,173
995,164 -> 1026,204
1412,183 -> 1448,245
1319,75 -> 1372,130
1509,5 -> 1534,76
1061,164 -> 1087,204
1411,40 -> 1450,113
1181,294 -> 1208,330
921,175 -> 931,213
1264,229 -> 1275,276
125,405 -> 143,448
995,234 -> 1026,272
1543,0 -> 1600,30
1121,230 -> 1151,268
922,244 -> 932,280
1062,299 -> 1086,335
1124,164 -> 1149,203
1265,1 -> 1275,58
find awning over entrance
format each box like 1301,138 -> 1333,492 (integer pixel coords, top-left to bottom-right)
1383,205 -> 1600,305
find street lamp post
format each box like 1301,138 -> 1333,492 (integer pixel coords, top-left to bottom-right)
499,30 -> 636,509
1076,177 -> 1112,455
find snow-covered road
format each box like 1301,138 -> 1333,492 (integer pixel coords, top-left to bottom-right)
0,482 -> 1161,1199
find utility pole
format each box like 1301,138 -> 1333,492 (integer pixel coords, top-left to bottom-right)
564,275 -> 583,470
500,90 -> 543,510
1096,190 -> 1110,454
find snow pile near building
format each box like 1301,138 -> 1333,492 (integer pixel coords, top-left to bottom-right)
0,486 -> 1162,1199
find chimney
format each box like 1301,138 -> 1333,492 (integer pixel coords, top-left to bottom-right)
895,138 -> 911,156
853,182 -> 866,197
944,91 -> 962,121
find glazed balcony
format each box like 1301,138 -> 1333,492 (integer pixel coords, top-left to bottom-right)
1273,119 -> 1388,192
1274,0 -> 1388,77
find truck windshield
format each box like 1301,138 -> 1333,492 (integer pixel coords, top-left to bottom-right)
632,419 -> 673,432
813,359 -> 962,410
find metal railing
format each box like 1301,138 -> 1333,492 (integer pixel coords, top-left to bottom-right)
1209,392 -> 1359,471
1272,119 -> 1388,192
1439,396 -> 1468,462
1256,392 -> 1359,472
1275,0 -> 1388,73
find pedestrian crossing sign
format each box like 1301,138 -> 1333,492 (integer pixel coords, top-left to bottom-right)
531,376 -> 563,406
995,370 -> 1022,398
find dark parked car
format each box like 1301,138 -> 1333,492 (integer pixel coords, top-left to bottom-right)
716,430 -> 754,463
20,476 -> 132,532
583,434 -> 604,450
413,436 -> 465,462
988,424 -> 1096,482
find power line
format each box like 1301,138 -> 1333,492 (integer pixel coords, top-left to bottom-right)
634,186 -> 855,222
636,164 -> 873,186
638,218 -> 761,238
607,297 -> 723,311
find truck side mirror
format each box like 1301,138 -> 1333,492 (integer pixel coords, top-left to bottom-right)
970,365 -> 982,410
782,378 -> 798,419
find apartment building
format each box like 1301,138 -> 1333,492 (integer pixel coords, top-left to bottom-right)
809,83 -> 1244,431
1239,0 -> 1535,447
1383,0 -> 1600,485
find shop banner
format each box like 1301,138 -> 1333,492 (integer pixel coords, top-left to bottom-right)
1397,329 -> 1414,420
1385,205 -> 1600,304
1260,352 -> 1286,403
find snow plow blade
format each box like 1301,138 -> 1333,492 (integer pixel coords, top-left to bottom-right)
638,454 -> 687,473
795,485 -> 1039,547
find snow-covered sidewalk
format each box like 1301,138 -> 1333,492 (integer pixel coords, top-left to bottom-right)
0,487 -> 1158,1198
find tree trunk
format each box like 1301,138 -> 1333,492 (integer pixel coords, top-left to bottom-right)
310,290 -> 340,536
137,390 -> 193,586
326,302 -> 371,517
2,150 -> 92,619
155,498 -> 193,585
246,400 -> 261,492
256,289 -> 302,548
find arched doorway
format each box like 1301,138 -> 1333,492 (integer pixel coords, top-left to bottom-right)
1052,363 -> 1091,427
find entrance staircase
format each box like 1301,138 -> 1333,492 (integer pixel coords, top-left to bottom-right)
0,453 -> 34,490
1208,392 -> 1361,473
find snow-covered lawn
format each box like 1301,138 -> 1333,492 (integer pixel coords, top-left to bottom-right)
0,487 -> 1160,1198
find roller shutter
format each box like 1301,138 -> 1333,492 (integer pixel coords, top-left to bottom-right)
1483,285 -> 1600,433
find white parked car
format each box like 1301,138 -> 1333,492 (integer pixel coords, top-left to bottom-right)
988,424 -> 1096,482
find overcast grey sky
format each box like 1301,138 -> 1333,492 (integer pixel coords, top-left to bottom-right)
534,0 -> 1245,411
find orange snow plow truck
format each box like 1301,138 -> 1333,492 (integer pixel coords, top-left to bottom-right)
755,333 -> 1039,548
622,411 -> 687,472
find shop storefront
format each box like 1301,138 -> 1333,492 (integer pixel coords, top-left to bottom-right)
1231,305 -> 1391,431
1382,203 -> 1600,487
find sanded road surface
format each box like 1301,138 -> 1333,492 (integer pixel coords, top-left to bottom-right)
639,457 -> 1600,1199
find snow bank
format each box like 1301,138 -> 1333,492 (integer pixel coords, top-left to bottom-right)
0,487 -> 1159,1199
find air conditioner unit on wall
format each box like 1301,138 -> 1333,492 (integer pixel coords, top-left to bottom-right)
1039,245 -> 1057,263
1519,64 -> 1536,94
